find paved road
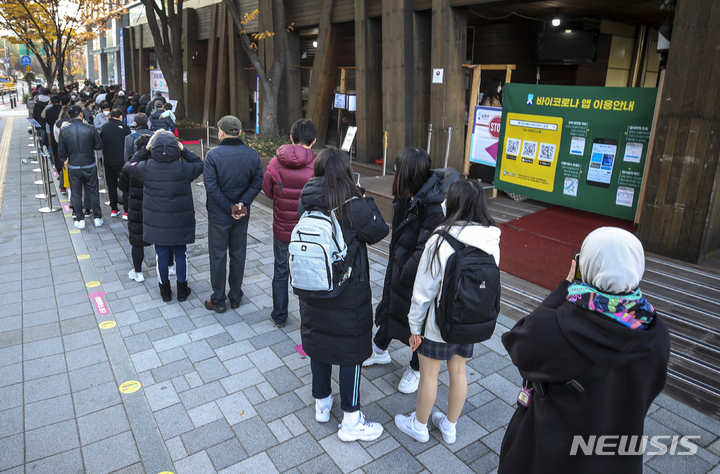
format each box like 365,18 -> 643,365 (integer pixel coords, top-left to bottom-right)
1,108 -> 719,474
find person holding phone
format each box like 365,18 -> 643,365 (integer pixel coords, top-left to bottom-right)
365,147 -> 458,394
203,116 -> 263,313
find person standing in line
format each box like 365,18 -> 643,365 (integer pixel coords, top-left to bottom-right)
44,95 -> 67,194
149,100 -> 175,132
394,180 -> 500,444
127,131 -> 204,302
58,105 -> 104,230
203,116 -> 263,313
100,108 -> 131,218
297,149 -> 390,442
262,118 -> 317,328
365,148 -> 458,394
93,101 -> 111,130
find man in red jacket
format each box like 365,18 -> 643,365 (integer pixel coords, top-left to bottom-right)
262,119 -> 317,328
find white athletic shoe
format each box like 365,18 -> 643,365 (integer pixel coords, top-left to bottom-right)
362,349 -> 391,367
73,220 -> 85,230
315,395 -> 333,423
394,412 -> 429,443
128,269 -> 145,283
337,412 -> 383,442
168,263 -> 176,276
398,367 -> 420,394
431,411 -> 457,444
94,218 -> 103,227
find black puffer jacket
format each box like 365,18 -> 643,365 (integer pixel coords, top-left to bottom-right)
127,133 -> 204,246
297,177 -> 389,366
374,168 -> 459,342
203,137 -> 263,225
58,119 -> 104,167
149,109 -> 174,132
118,151 -> 150,247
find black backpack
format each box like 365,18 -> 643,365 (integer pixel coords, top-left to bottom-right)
434,231 -> 501,344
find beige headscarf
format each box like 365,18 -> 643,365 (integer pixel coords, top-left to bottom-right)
579,227 -> 645,294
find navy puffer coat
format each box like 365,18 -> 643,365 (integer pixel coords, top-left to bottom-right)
127,132 -> 204,246
118,150 -> 150,247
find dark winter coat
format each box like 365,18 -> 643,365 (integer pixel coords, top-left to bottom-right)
203,137 -> 263,225
127,133 -> 204,246
297,177 -> 390,366
149,108 -> 174,132
33,95 -> 50,128
261,144 -> 315,242
118,151 -> 150,247
146,94 -> 166,115
498,280 -> 670,474
374,168 -> 459,342
58,119 -> 104,168
124,127 -> 153,162
99,119 -> 131,166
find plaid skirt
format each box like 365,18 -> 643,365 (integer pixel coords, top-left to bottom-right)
417,338 -> 473,360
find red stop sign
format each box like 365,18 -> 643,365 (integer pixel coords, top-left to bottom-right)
489,116 -> 502,138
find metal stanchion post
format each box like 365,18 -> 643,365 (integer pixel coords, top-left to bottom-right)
200,139 -> 204,159
37,147 -> 60,213
382,131 -> 389,177
31,129 -> 44,185
97,151 -> 108,196
206,121 -> 210,145
443,127 -> 453,169
426,124 -> 433,154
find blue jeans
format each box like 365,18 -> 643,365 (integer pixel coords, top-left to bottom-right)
155,245 -> 187,284
271,237 -> 289,325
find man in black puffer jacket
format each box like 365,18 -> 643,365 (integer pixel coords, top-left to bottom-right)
128,131 -> 204,302
149,100 -> 174,132
58,105 -> 104,230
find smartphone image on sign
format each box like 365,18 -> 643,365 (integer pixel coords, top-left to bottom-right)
586,138 -> 618,188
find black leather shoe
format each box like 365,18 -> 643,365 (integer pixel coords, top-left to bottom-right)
230,300 -> 242,309
204,299 -> 226,313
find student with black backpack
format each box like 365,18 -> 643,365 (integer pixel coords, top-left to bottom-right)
395,179 -> 501,445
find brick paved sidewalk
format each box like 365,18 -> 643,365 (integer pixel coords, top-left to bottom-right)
1,111 -> 719,474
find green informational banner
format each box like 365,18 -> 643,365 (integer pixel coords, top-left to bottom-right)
494,83 -> 657,220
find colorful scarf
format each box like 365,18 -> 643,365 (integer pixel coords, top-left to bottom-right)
566,283 -> 654,330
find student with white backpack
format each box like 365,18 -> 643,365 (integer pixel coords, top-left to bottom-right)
296,149 -> 389,442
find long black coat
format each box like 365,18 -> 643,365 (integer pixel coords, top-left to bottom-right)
297,178 -> 389,366
374,168 -> 458,342
498,280 -> 670,474
127,133 -> 204,246
118,151 -> 150,247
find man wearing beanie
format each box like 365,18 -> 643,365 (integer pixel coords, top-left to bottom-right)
203,116 -> 263,313
100,108 -> 131,218
58,105 -> 104,229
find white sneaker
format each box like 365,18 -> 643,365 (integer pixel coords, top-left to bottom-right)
94,218 -> 103,227
398,367 -> 420,394
73,220 -> 85,230
394,412 -> 429,443
431,411 -> 457,444
168,263 -> 176,276
128,269 -> 145,283
315,395 -> 333,423
362,349 -> 391,367
337,412 -> 383,442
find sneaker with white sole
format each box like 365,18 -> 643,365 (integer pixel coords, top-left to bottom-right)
431,411 -> 457,444
168,263 -> 176,276
338,412 -> 383,442
94,218 -> 103,227
398,367 -> 420,394
122,212 -> 128,220
128,269 -> 145,283
362,349 -> 391,367
73,220 -> 85,230
315,395 -> 333,423
110,210 -> 119,218
394,412 -> 429,442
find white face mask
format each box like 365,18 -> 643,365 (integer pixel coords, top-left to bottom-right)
497,86 -> 502,93
218,132 -> 222,141
103,111 -> 110,116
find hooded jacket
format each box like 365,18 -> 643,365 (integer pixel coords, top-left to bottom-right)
203,137 -> 263,225
407,223 -> 501,342
297,177 -> 390,366
33,94 -> 50,128
498,280 -> 670,474
127,133 -> 204,246
149,108 -> 175,132
58,119 -> 104,168
374,168 -> 459,342
261,144 -> 315,242
118,150 -> 150,247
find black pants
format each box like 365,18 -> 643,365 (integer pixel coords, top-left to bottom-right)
208,219 -> 248,307
104,161 -> 126,212
311,359 -> 361,412
132,245 -> 173,273
374,333 -> 420,371
68,167 -> 101,221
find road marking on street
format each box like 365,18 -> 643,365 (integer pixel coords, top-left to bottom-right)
78,254 -> 90,259
0,117 -> 14,215
85,281 -> 101,287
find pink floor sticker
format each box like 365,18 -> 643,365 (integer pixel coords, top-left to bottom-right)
294,344 -> 307,356
62,203 -> 70,212
88,291 -> 109,315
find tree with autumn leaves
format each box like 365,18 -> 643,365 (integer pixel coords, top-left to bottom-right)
0,0 -> 124,89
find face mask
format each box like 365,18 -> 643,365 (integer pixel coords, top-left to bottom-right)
218,132 -> 222,141
497,86 -> 502,93
103,111 -> 110,116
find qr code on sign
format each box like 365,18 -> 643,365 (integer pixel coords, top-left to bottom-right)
506,138 -> 521,155
539,143 -> 556,162
521,141 -> 538,159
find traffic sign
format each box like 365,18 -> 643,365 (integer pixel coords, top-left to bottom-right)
20,55 -> 32,66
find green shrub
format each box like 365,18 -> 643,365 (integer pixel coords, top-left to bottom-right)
244,134 -> 290,157
175,117 -> 202,128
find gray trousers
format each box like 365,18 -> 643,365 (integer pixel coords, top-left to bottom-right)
208,218 -> 249,307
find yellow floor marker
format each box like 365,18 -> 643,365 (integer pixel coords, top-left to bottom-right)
78,254 -> 90,260
86,281 -> 101,288
119,381 -> 141,394
99,321 -> 117,329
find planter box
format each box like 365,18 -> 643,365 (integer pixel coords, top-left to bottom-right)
177,128 -> 205,141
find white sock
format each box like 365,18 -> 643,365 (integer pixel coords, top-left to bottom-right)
372,343 -> 385,354
441,417 -> 456,432
343,410 -> 361,426
316,394 -> 333,410
413,415 -> 427,432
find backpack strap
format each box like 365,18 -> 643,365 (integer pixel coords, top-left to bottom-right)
436,229 -> 466,253
534,364 -> 609,396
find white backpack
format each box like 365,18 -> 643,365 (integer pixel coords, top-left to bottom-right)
289,199 -> 354,293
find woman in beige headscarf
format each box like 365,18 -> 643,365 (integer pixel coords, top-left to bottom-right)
498,227 -> 670,474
